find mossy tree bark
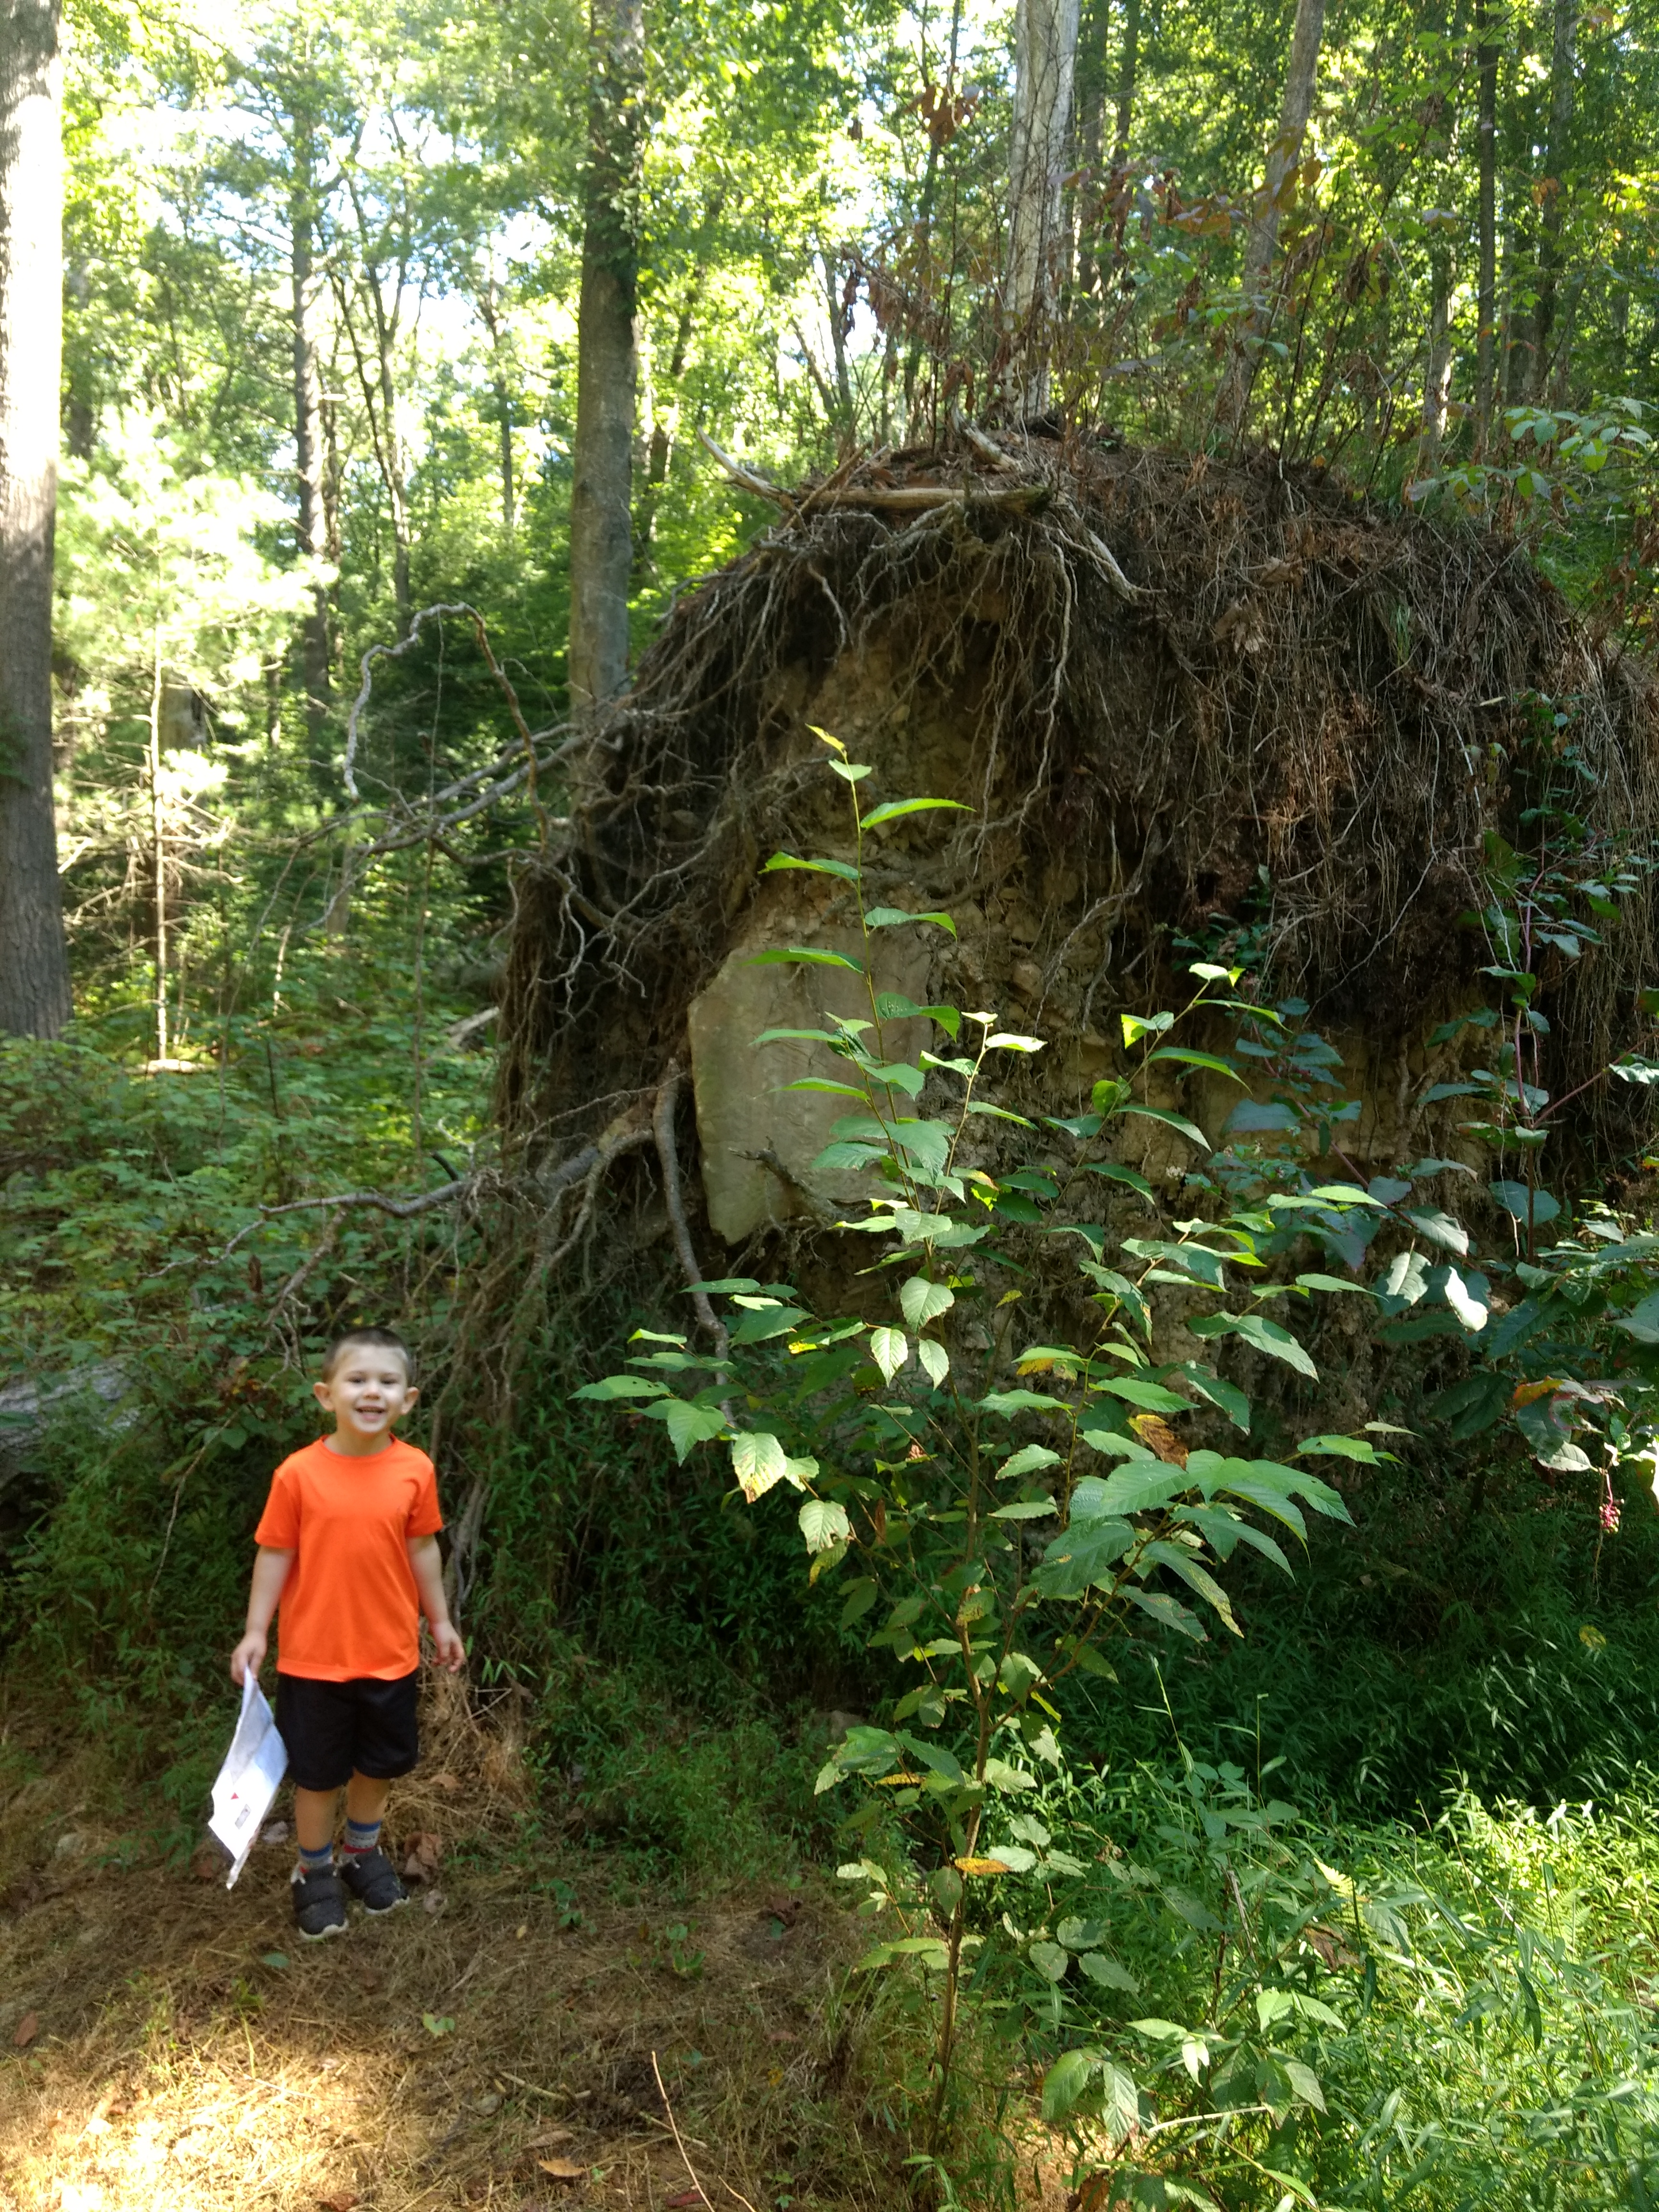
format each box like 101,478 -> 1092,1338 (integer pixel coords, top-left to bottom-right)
0,0 -> 70,1039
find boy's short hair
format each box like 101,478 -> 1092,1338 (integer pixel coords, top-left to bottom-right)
322,1326 -> 413,1381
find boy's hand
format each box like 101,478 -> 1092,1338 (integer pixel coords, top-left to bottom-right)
230,1631 -> 266,1685
430,1621 -> 466,1672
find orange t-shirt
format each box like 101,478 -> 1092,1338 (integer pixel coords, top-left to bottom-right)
254,1437 -> 443,1681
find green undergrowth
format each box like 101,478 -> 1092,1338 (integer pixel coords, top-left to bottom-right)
1050,1456 -> 1659,1817
902,1752 -> 1659,2207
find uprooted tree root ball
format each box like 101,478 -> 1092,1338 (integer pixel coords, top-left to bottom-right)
481,431 -> 1659,1338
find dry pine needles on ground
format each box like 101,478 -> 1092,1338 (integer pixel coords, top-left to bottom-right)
0,1781 -> 895,2212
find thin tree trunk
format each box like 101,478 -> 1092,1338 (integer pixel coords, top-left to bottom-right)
1474,0 -> 1496,452
475,276 -> 517,536
147,624 -> 167,1065
636,267 -> 709,576
1219,0 -> 1327,427
1113,0 -> 1140,155
1419,248 -> 1453,470
0,0 -> 70,1039
290,97 -> 331,743
1530,0 -> 1575,402
1003,0 -> 1082,417
568,0 -> 644,718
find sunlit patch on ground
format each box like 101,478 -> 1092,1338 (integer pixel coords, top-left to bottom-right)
0,1820 -> 890,2212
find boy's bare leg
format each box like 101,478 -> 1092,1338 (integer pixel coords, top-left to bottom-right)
345,1772 -> 393,1829
293,1786 -> 341,1855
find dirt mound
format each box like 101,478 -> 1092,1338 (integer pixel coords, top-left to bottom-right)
493,431 -> 1659,1299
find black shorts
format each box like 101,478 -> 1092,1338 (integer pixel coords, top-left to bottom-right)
276,1670 -> 420,1792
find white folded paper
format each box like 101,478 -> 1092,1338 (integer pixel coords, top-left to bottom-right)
208,1670 -> 288,1888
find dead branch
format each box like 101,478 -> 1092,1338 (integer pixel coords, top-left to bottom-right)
950,405 -> 1021,472
697,428 -> 792,506
652,2051 -> 759,2212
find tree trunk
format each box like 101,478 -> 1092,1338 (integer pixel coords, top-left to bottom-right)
0,0 -> 70,1039
1419,248 -> 1453,470
147,626 -> 167,1065
1113,0 -> 1140,156
1003,0 -> 1082,417
1219,0 -> 1326,427
1529,0 -> 1575,402
568,0 -> 644,719
290,102 -> 332,743
636,268 -> 709,577
1474,0 -> 1496,452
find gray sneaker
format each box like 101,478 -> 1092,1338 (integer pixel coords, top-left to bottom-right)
339,1847 -> 408,1915
290,1865 -> 348,1940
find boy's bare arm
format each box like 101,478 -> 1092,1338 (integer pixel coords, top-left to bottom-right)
407,1535 -> 466,1671
231,1546 -> 294,1683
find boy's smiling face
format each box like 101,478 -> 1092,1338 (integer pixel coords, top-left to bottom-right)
313,1342 -> 418,1455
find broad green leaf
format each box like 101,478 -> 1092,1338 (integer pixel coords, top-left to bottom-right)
1078,1953 -> 1140,1994
839,1577 -> 879,1628
1188,1311 -> 1317,1379
864,906 -> 958,936
1295,1433 -> 1382,1463
979,1388 -> 1070,1414
732,1431 -> 788,1501
1146,1048 -> 1243,1082
859,797 -> 970,828
998,1443 -> 1062,1480
661,1400 -> 726,1462
1095,1376 -> 1190,1414
828,760 -> 873,783
762,852 -> 860,882
749,947 -> 864,971
900,1277 -> 955,1329
685,1277 -> 760,1294
991,1500 -> 1057,1519
917,1340 -> 950,1385
1142,1543 -> 1240,1633
780,1078 -> 868,1098
1041,2046 -> 1099,2120
1033,1517 -> 1136,1596
730,1305 -> 810,1345
800,1498 -> 852,1552
1175,1365 -> 1251,1431
1225,1099 -> 1300,1134
1120,1104 -> 1210,1148
1121,1011 -> 1175,1043
1295,1273 -> 1376,1296
1491,1179 -> 1561,1228
573,1373 -> 669,1401
987,1033 -> 1046,1052
1125,1588 -> 1207,1640
1443,1266 -> 1489,1331
1083,1161 -> 1156,1201
869,1325 -> 908,1383
1030,1940 -> 1070,1983
1404,1207 -> 1470,1256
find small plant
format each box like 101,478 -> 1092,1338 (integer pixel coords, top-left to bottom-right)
577,734 -> 1392,2167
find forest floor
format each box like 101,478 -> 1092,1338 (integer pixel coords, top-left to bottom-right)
0,1693 -> 1019,2212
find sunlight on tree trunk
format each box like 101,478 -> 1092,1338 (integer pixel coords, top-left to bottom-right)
569,0 -> 644,718
1529,0 -> 1576,403
290,82 -> 332,745
1003,0 -> 1080,418
1219,0 -> 1326,429
0,0 -> 70,1039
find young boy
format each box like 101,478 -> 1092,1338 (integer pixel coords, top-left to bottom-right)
230,1327 -> 465,1941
